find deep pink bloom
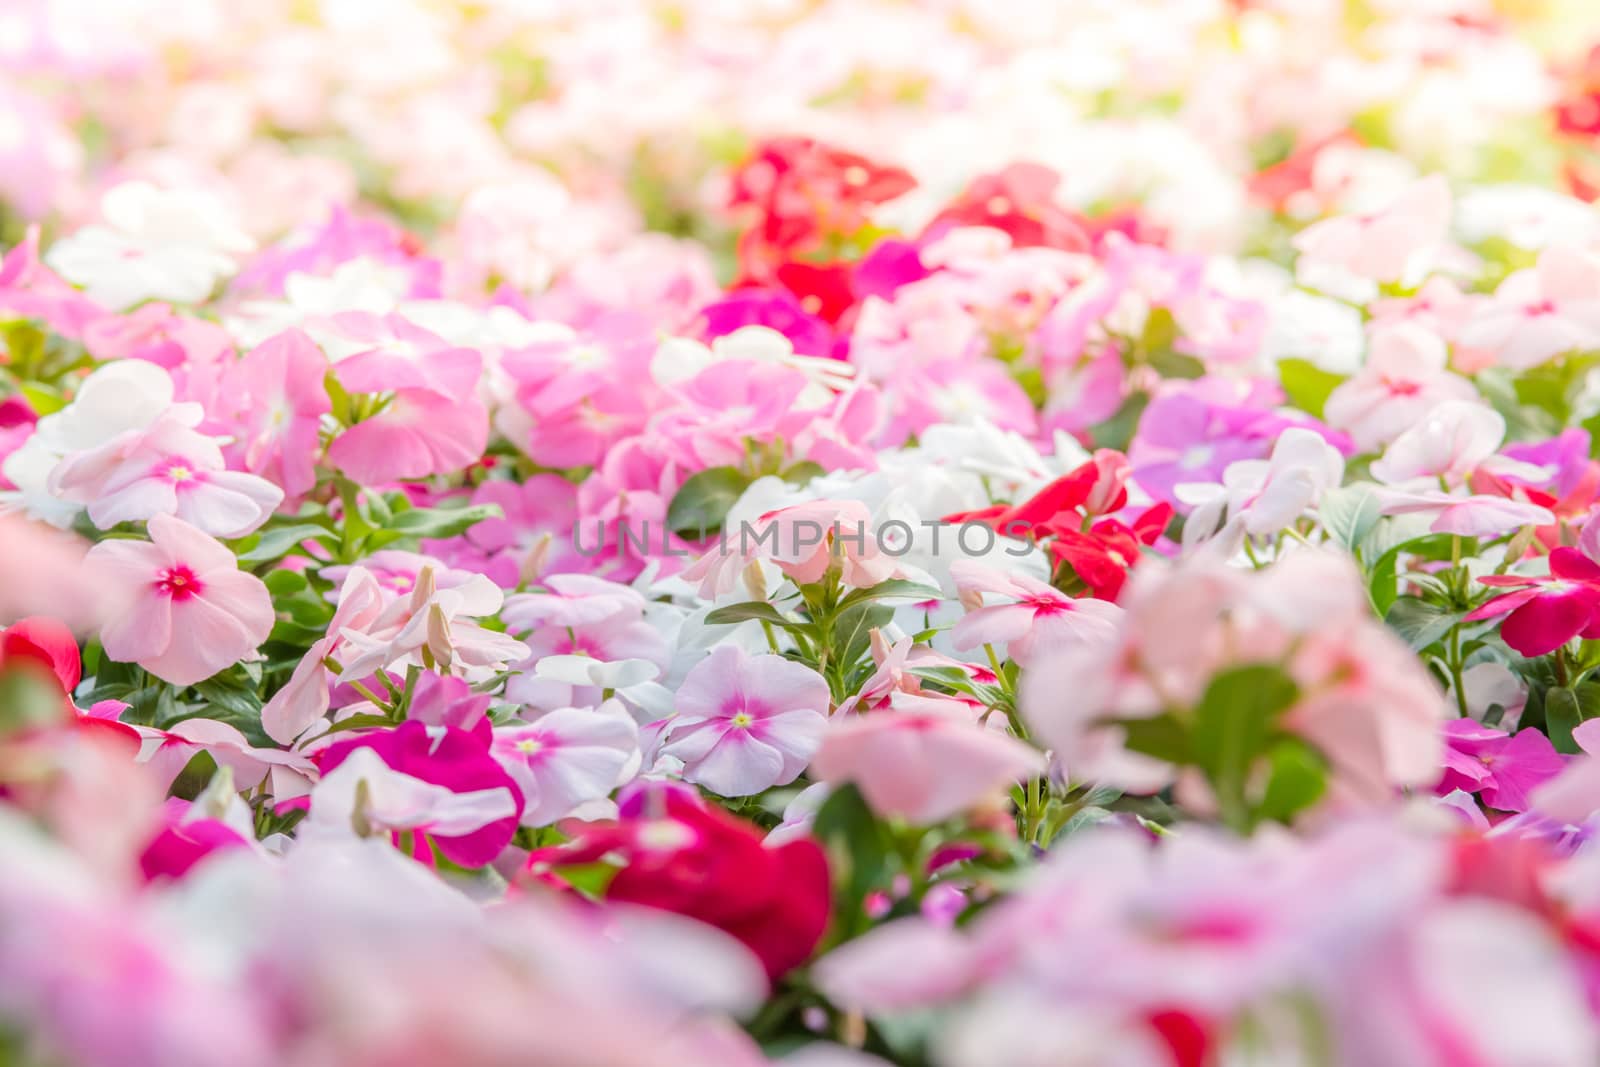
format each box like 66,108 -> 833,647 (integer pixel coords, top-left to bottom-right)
138,798 -> 251,882
1436,720 -> 1565,813
1467,547 -> 1600,657
316,720 -> 524,868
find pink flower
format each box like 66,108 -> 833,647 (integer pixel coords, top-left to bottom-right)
49,411 -> 284,538
661,645 -> 829,797
142,717 -> 316,799
1373,488 -> 1555,538
1370,401 -> 1532,487
1467,547 -> 1600,657
428,475 -> 584,587
1531,720 -> 1600,823
949,561 -> 1122,667
86,513 -> 274,686
138,797 -> 251,882
1292,175 -> 1452,283
490,702 -> 640,826
1435,720 -> 1564,813
225,328 -> 331,499
1323,323 -> 1477,451
260,566 -> 389,744
327,343 -> 488,484
1459,245 -> 1600,370
312,723 -> 523,867
811,707 -> 1044,824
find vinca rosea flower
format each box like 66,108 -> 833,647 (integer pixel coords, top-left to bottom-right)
5,7 -> 1600,1064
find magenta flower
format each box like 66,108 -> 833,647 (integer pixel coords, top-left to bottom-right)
661,645 -> 830,797
316,720 -> 524,868
86,513 -> 274,686
1467,547 -> 1600,657
1435,720 -> 1565,813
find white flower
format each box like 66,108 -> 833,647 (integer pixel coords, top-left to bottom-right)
46,182 -> 254,309
1,361 -> 198,526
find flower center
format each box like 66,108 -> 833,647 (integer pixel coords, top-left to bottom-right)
156,565 -> 203,600
730,711 -> 755,728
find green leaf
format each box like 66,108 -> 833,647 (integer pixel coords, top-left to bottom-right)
237,522 -> 338,563
779,460 -> 825,486
385,503 -> 502,539
1089,392 -> 1149,452
811,783 -> 894,940
1318,486 -> 1382,551
1546,687 -> 1584,754
192,677 -> 263,722
1278,358 -> 1346,420
1384,598 -> 1461,652
1367,533 -> 1468,617
831,602 -> 894,675
703,601 -> 801,628
1256,738 -> 1328,823
1119,713 -> 1192,764
666,466 -> 751,537
1191,664 -> 1299,829
836,579 -> 943,612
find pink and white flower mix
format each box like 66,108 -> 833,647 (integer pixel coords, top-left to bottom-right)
7,2 -> 1600,1064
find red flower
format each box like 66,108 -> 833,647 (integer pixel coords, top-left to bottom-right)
531,791 -> 830,980
729,137 -> 915,277
1466,546 -> 1600,657
1554,46 -> 1600,138
1049,507 -> 1170,602
944,452 -> 1170,601
926,162 -> 1089,252
0,616 -> 80,694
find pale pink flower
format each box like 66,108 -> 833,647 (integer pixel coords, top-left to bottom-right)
50,411 -> 283,537
86,513 -> 274,686
260,566 -> 388,744
336,571 -> 529,680
811,707 -> 1044,824
1369,400 -> 1538,487
949,561 -> 1122,667
141,717 -> 315,799
661,645 -> 829,796
1292,175 -> 1452,283
1459,245 -> 1600,370
1372,488 -> 1555,538
1530,719 -> 1600,824
491,702 -> 640,826
1177,428 -> 1345,549
1323,323 -> 1477,451
683,499 -> 900,599
225,328 -> 331,499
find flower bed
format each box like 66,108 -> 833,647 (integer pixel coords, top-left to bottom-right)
5,3 -> 1600,1065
